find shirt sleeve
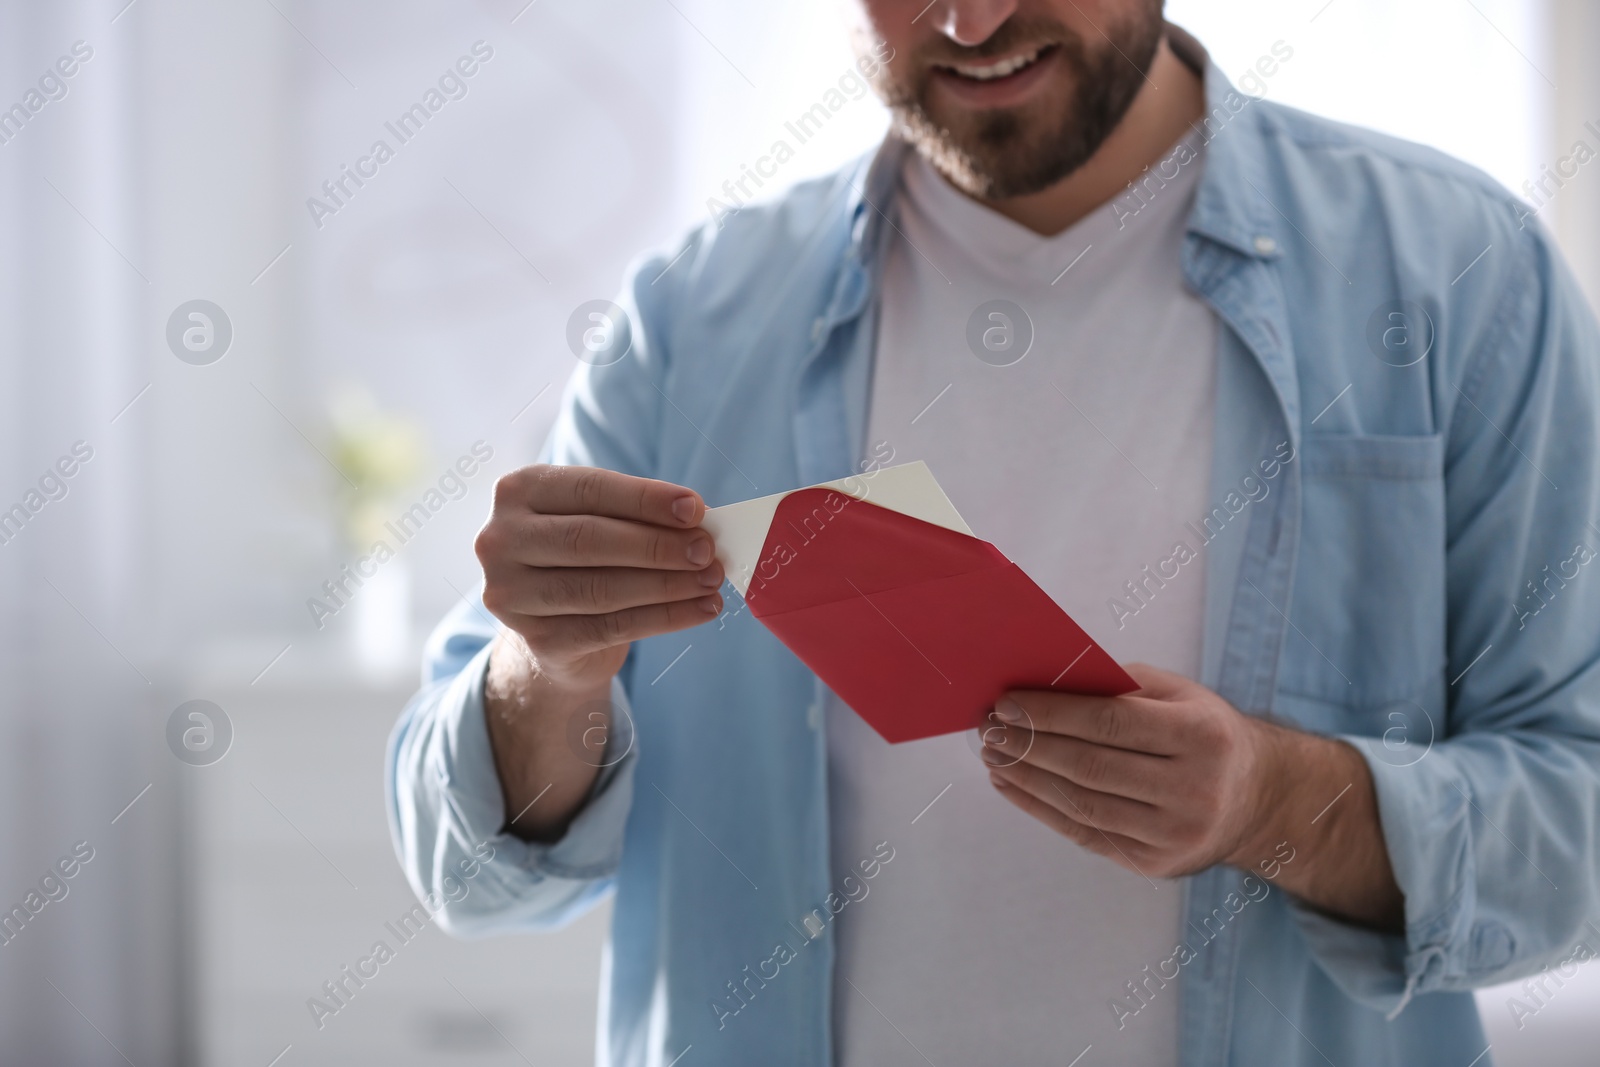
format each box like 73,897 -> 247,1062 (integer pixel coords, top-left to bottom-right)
383,594 -> 639,935
1291,213 -> 1600,1015
383,234 -> 693,935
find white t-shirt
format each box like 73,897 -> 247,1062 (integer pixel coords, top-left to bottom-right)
828,131 -> 1216,1066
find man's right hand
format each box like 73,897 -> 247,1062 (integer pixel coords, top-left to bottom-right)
476,464 -> 723,687
473,465 -> 723,841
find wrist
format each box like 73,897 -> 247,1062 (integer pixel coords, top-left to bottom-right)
486,631 -> 616,707
1223,715 -> 1296,870
483,633 -> 612,842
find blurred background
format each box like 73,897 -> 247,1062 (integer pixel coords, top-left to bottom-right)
0,0 -> 1597,1063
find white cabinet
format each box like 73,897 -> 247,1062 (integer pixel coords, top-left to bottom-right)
186,644 -> 607,1066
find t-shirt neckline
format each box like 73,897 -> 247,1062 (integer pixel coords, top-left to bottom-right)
896,126 -> 1207,277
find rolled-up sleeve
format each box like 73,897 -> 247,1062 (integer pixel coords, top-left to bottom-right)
1293,214 -> 1600,1015
383,233 -> 695,934
384,595 -> 638,935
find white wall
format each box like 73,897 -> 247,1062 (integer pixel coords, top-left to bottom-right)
1167,0 -> 1551,196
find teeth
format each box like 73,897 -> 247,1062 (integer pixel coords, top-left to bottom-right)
949,48 -> 1041,81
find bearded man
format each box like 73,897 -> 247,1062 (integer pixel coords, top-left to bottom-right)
388,3 -> 1600,1064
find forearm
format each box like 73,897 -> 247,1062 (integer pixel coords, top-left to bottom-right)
483,632 -> 609,843
1230,719 -> 1404,932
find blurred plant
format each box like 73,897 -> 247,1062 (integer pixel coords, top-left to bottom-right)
325,385 -> 429,548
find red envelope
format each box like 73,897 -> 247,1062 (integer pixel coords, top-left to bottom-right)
740,487 -> 1137,743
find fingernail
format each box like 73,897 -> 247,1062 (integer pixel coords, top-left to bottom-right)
699,594 -> 722,615
686,538 -> 712,566
989,772 -> 1009,789
993,700 -> 1022,724
671,495 -> 697,524
697,566 -> 723,587
980,746 -> 1006,766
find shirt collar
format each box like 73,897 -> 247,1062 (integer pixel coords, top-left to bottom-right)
1168,23 -> 1284,262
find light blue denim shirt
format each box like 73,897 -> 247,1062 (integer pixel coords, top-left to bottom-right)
387,30 -> 1600,1067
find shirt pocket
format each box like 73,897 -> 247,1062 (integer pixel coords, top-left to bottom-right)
1276,433 -> 1447,708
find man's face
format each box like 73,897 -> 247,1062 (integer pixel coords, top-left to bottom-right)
852,0 -> 1165,200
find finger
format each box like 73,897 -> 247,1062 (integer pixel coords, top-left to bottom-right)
515,594 -> 722,657
1123,661 -> 1192,699
988,771 -> 1156,874
987,729 -> 1170,804
1002,691 -> 1182,756
514,465 -> 705,527
987,758 -> 1162,846
510,513 -> 715,569
486,562 -> 725,617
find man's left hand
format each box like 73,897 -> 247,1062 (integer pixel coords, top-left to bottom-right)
981,663 -> 1272,879
981,663 -> 1406,930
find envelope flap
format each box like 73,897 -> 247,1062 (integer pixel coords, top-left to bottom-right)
743,488 -> 1006,616
700,461 -> 973,597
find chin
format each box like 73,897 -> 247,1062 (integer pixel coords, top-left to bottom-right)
903,102 -> 1085,201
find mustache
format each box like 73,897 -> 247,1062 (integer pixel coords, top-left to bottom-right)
913,18 -> 1078,66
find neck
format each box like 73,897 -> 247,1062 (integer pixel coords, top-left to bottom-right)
980,37 -> 1205,236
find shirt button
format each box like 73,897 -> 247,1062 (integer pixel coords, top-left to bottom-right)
807,702 -> 821,731
811,317 -> 827,341
1253,235 -> 1277,255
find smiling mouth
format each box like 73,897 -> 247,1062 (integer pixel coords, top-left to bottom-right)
934,44 -> 1058,83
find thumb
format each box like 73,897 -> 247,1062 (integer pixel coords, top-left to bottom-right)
1122,661 -> 1190,699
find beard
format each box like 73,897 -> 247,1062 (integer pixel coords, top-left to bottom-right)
863,8 -> 1165,200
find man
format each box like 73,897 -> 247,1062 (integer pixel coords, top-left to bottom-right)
386,2 -> 1600,1064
